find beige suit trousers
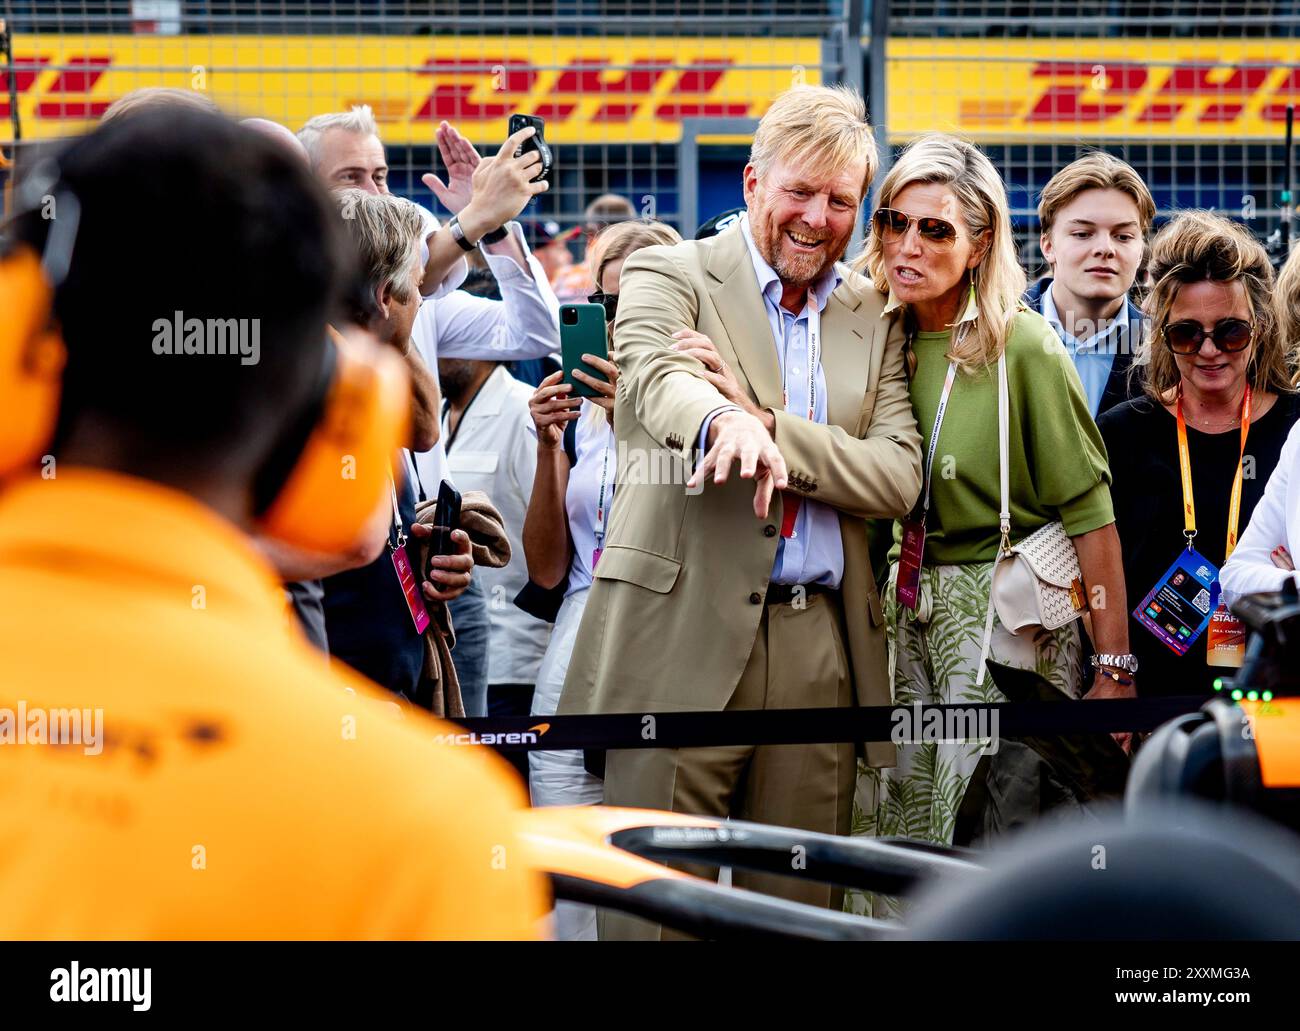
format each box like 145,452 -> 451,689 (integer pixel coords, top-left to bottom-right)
599,590 -> 856,941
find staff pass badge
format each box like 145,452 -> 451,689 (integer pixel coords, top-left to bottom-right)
1206,603 -> 1247,667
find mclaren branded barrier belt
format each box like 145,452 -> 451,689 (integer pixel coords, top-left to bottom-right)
445,696 -> 1209,750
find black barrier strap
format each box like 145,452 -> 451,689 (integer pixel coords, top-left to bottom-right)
551,874 -> 894,941
445,696 -> 1210,751
608,822 -> 979,894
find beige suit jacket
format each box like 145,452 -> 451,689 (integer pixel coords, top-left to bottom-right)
556,224 -> 922,766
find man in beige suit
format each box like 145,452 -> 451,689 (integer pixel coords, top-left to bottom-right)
557,85 -> 923,939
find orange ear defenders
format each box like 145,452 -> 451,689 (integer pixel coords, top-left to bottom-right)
255,324 -> 411,554
0,195 -> 411,556
0,244 -> 66,479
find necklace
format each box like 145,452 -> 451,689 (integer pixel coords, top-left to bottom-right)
1184,410 -> 1244,432
1176,383 -> 1259,433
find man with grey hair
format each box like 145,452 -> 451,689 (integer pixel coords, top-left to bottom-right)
299,105 -> 549,303
301,105 -> 560,717
320,189 -> 475,708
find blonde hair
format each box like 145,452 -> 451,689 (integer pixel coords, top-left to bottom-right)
336,189 -> 425,306
581,219 -> 683,427
298,106 -> 380,169
1135,210 -> 1287,401
590,218 -> 683,290
1038,151 -> 1156,236
750,85 -> 877,199
855,133 -> 1025,373
1273,244 -> 1300,386
101,87 -> 219,123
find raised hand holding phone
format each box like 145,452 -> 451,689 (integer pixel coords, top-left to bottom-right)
508,114 -> 552,183
423,121 -> 549,242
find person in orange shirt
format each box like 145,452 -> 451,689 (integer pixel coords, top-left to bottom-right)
549,193 -> 638,303
0,108 -> 547,939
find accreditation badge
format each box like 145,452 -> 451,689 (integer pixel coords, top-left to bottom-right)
896,517 -> 926,611
1133,547 -> 1220,657
391,544 -> 431,635
1206,604 -> 1247,667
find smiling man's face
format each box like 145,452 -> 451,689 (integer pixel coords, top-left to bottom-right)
316,128 -> 390,195
744,154 -> 865,290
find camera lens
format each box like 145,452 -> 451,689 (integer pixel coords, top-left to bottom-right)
562,307 -> 578,326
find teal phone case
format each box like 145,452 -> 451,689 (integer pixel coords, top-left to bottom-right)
560,303 -> 610,399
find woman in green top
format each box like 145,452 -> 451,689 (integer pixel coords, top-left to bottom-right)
847,135 -> 1134,871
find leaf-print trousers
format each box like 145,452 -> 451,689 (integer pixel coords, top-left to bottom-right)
847,561 -> 1083,917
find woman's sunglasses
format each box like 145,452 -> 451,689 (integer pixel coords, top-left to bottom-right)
1163,318 -> 1253,355
871,207 -> 961,250
588,290 -> 618,324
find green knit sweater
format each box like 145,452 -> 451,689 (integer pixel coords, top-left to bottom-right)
891,308 -> 1114,566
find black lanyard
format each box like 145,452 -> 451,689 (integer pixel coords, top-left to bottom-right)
402,449 -> 427,506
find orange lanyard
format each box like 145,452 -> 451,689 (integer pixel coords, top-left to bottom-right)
1175,385 -> 1252,558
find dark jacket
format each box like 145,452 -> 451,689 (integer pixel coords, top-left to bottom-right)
1023,276 -> 1146,417
321,455 -> 427,703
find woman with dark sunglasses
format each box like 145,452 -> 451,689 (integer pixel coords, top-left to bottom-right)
1099,210 -> 1299,698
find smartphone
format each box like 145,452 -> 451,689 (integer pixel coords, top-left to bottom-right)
560,303 -> 610,399
508,113 -> 551,184
429,479 -> 462,558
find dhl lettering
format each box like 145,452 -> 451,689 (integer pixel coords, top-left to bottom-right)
0,56 -> 50,119
413,58 -> 533,120
552,58 -> 667,93
0,36 -> 819,145
5,54 -> 115,120
411,56 -> 742,123
1262,67 -> 1300,121
36,55 -> 114,119
1025,60 -> 1300,127
1028,62 -> 1148,122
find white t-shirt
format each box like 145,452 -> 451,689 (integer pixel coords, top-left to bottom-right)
441,366 -> 551,684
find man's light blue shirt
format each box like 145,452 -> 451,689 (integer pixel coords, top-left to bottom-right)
1041,281 -> 1122,418
698,220 -> 844,587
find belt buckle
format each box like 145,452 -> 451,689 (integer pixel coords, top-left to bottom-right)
767,583 -> 819,606
764,583 -> 790,606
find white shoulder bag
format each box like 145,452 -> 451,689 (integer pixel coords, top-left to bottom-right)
976,353 -> 1088,685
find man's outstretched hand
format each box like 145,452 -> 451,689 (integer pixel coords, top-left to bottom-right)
686,410 -> 788,518
422,120 -> 480,215
422,123 -> 547,238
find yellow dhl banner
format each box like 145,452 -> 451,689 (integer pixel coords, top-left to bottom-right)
0,35 -> 821,144
9,35 -> 1297,146
887,38 -> 1300,141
